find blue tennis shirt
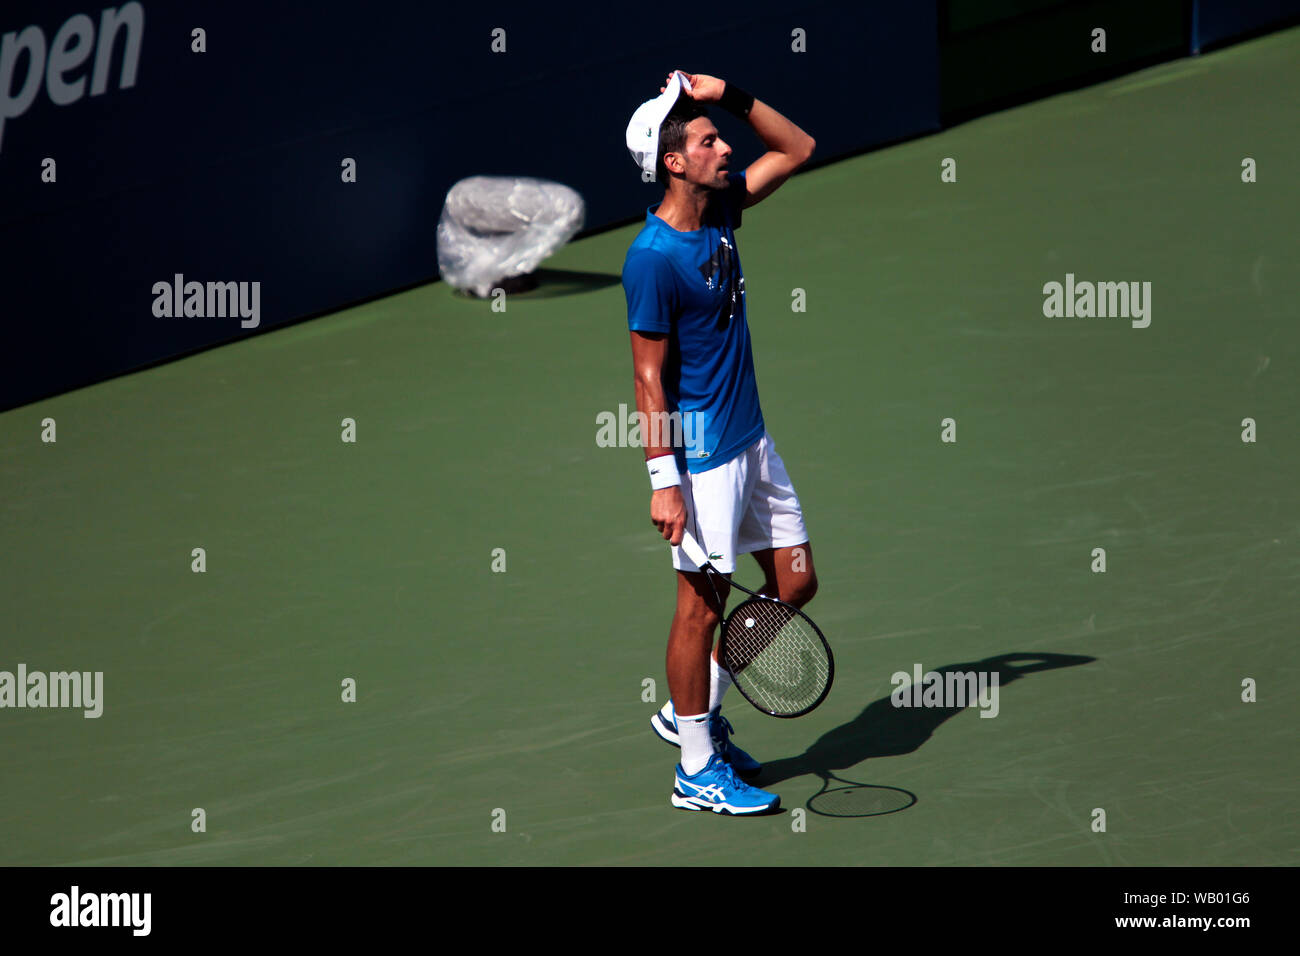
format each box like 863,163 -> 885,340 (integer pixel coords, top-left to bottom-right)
622,170 -> 765,475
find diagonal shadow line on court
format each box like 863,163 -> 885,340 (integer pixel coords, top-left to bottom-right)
448,267 -> 621,300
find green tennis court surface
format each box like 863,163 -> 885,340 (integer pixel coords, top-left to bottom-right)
3,28 -> 1297,866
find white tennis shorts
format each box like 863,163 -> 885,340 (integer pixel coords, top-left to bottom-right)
672,431 -> 808,574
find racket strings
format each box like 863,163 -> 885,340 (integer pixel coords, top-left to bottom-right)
721,599 -> 830,715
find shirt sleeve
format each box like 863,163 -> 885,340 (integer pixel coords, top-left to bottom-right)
724,170 -> 747,231
624,249 -> 677,333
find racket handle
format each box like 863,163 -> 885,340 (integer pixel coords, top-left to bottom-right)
677,530 -> 711,569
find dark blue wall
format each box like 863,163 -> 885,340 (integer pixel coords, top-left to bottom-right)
1193,0 -> 1300,52
8,1 -> 1298,411
0,1 -> 939,410
939,0 -> 1188,122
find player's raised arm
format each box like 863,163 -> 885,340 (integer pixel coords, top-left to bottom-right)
663,71 -> 815,209
738,96 -> 816,207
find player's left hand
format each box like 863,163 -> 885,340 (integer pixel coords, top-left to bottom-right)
660,71 -> 725,104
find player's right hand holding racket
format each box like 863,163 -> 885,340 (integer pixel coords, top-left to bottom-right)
650,484 -> 688,545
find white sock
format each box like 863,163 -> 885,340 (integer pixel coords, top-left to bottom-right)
678,713 -> 713,775
708,655 -> 732,713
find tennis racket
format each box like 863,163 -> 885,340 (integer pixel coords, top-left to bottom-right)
678,530 -> 833,718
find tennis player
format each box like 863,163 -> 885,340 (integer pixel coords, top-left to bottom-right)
622,71 -> 818,814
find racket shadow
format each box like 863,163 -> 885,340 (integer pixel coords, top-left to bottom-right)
752,651 -> 1096,815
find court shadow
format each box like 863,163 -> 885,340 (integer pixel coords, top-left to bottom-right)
755,652 -> 1096,799
452,268 -> 620,299
525,268 -> 623,298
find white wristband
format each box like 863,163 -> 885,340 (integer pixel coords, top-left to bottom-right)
647,454 -> 681,490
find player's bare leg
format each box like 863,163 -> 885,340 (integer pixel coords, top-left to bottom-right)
750,541 -> 818,608
666,569 -> 730,717
662,566 -> 776,811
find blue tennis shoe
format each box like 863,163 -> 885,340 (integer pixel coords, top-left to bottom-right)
671,753 -> 780,814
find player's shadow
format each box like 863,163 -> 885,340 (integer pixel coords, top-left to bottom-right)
756,652 -> 1096,797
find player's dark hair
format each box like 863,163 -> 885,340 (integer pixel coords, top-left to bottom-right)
657,100 -> 709,185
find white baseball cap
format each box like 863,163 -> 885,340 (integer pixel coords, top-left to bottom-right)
625,71 -> 694,181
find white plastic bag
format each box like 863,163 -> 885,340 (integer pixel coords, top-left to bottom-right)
436,176 -> 585,298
